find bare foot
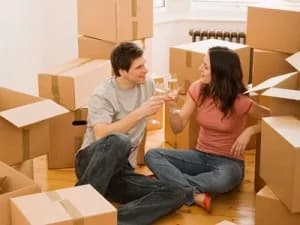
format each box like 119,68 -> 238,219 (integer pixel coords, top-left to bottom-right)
193,193 -> 205,207
193,192 -> 212,212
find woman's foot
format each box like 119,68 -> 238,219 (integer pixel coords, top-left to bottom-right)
193,192 -> 212,213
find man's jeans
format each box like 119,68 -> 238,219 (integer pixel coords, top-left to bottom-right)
145,148 -> 244,205
75,133 -> 186,225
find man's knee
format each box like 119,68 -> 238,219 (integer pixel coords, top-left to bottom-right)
106,133 -> 131,156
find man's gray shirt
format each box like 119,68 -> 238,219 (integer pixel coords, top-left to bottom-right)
80,76 -> 154,168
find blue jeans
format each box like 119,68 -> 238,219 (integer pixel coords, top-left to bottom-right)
145,148 -> 244,205
75,133 -> 186,225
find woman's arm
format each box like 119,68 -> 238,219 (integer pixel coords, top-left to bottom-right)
230,100 -> 270,157
168,93 -> 196,134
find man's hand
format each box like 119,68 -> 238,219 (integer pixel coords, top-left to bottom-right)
136,95 -> 165,118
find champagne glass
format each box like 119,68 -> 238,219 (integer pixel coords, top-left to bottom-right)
167,73 -> 179,99
148,76 -> 167,126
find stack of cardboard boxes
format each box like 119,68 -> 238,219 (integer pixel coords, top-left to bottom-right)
36,0 -> 154,169
0,86 -> 68,188
246,2 -> 300,224
38,58 -> 111,169
248,58 -> 300,224
1,1 -> 155,224
77,0 -> 153,67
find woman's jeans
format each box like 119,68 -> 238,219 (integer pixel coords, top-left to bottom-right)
145,148 -> 244,205
75,133 -> 186,225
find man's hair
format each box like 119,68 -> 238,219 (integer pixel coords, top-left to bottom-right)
110,42 -> 144,77
198,46 -> 247,117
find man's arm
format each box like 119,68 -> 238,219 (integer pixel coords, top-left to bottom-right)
93,95 -> 165,140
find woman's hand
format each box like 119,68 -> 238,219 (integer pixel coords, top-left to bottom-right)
165,88 -> 180,107
230,129 -> 252,157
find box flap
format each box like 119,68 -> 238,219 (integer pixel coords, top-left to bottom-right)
263,116 -> 300,148
245,72 -> 297,93
286,51 -> 300,71
257,185 -> 277,200
262,87 -> 300,101
173,39 -> 248,53
0,100 -> 68,128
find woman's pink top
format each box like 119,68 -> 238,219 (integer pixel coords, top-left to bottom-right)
188,80 -> 253,160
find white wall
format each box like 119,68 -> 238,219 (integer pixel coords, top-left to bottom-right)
0,1 -> 245,95
0,1 -> 77,95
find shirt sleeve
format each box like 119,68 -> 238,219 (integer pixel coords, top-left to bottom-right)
187,80 -> 201,102
88,92 -> 114,127
235,94 -> 253,115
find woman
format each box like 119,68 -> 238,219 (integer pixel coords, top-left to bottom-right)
145,46 -> 269,212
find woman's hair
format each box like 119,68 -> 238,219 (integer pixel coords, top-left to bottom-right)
198,46 -> 247,117
110,42 -> 144,77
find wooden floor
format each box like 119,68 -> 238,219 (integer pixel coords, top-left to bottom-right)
33,129 -> 256,225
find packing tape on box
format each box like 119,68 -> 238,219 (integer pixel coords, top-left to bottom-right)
186,52 -> 192,67
132,20 -> 138,40
131,0 -> 138,39
132,0 -> 137,17
115,1 -> 119,41
51,76 -> 60,103
47,191 -> 84,225
22,128 -> 30,161
74,109 -> 83,121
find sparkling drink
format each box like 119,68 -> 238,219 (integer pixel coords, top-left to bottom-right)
168,78 -> 179,92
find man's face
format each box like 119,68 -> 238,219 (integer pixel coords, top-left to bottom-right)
121,56 -> 148,84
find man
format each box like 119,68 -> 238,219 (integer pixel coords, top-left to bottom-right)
75,42 -> 186,225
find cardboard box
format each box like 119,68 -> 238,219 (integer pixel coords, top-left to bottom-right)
38,58 -> 112,110
11,160 -> 34,179
165,95 -> 199,149
0,161 -> 40,225
261,116 -> 300,212
78,35 -> 151,59
0,87 -> 68,165
170,39 -> 250,94
252,49 -> 295,86
254,135 -> 266,193
256,186 -> 300,225
247,51 -> 300,118
136,130 -> 147,166
11,184 -> 117,225
48,108 -> 88,169
247,4 -> 300,54
78,0 -> 153,42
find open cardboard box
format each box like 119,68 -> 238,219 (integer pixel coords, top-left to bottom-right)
247,51 -> 300,118
48,107 -> 87,169
256,186 -> 300,225
0,161 -> 40,225
261,116 -> 300,213
11,184 -> 117,225
0,87 -> 68,165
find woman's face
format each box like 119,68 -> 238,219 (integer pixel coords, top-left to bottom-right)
199,54 -> 211,84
